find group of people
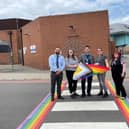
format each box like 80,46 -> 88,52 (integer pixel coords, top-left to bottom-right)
49,46 -> 127,101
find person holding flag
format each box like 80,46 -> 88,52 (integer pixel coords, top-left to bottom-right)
79,45 -> 94,97
95,48 -> 109,97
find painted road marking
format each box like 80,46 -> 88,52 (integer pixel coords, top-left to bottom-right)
62,89 -> 110,96
66,82 -> 99,87
17,82 -> 66,129
41,122 -> 128,129
52,101 -> 118,111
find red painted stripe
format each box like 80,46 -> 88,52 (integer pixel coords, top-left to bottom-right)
106,80 -> 129,124
32,101 -> 55,129
116,99 -> 129,123
30,81 -> 67,129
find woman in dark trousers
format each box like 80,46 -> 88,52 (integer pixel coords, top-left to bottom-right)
111,52 -> 127,99
65,49 -> 79,98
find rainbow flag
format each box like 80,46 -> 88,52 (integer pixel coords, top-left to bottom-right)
106,80 -> 129,124
73,64 -> 110,80
87,64 -> 110,74
73,63 -> 92,80
17,82 -> 66,129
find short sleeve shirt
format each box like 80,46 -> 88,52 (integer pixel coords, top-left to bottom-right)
96,55 -> 107,66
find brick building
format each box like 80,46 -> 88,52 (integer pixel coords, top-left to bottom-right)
22,10 -> 111,69
0,19 -> 31,64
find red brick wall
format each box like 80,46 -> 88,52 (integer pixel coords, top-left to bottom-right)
22,10 -> 110,69
0,53 -> 10,64
22,20 -> 43,69
0,30 -> 18,64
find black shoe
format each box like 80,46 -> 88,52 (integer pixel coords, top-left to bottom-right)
81,94 -> 86,98
70,94 -> 76,98
97,91 -> 103,96
87,93 -> 91,96
103,92 -> 109,98
73,93 -> 80,96
58,96 -> 64,100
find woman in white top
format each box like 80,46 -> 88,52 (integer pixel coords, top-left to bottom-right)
65,49 -> 79,98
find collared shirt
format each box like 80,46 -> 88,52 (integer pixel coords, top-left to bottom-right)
80,53 -> 94,64
49,54 -> 65,72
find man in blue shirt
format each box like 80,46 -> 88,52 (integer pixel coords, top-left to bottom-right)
49,48 -> 65,101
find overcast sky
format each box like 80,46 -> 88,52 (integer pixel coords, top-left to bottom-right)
0,0 -> 129,24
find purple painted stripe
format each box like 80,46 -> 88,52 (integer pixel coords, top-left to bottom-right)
17,92 -> 50,129
126,97 -> 129,103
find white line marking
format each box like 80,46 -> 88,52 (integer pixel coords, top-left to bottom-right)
66,82 -> 100,88
52,101 -> 118,111
62,89 -> 110,96
40,122 -> 128,129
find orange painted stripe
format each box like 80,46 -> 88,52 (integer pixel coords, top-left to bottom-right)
106,80 -> 129,124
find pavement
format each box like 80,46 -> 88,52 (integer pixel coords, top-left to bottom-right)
0,54 -> 129,80
0,65 -> 50,80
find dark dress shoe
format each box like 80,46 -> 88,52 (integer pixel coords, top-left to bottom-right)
97,91 -> 103,96
81,94 -> 86,98
103,92 -> 109,98
58,96 -> 64,99
73,93 -> 80,96
70,94 -> 75,98
87,93 -> 91,96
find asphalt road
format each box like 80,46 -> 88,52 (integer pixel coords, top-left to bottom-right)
0,79 -> 128,129
0,80 -> 50,129
41,80 -> 129,129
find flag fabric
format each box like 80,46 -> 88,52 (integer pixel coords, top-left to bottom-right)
73,63 -> 92,80
73,63 -> 110,80
87,64 -> 110,74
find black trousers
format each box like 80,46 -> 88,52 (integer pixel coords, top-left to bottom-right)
112,73 -> 127,97
51,72 -> 63,99
81,76 -> 93,95
66,70 -> 78,94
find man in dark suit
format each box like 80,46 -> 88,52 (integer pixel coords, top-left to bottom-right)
80,45 -> 94,97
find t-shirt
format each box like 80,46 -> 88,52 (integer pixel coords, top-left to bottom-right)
95,55 -> 107,66
65,57 -> 78,71
111,58 -> 123,75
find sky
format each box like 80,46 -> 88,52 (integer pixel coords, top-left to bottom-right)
0,0 -> 129,25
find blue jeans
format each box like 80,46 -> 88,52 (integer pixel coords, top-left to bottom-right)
97,73 -> 107,93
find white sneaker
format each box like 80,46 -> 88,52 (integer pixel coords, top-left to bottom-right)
120,96 -> 126,100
